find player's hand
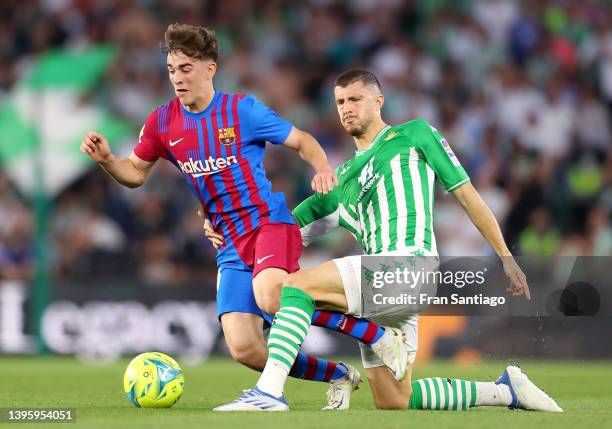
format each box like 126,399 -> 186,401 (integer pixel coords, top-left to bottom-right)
503,257 -> 531,300
198,210 -> 224,249
81,131 -> 112,164
311,168 -> 338,194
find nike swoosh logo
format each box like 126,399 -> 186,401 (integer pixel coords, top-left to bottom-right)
169,138 -> 184,146
257,255 -> 274,264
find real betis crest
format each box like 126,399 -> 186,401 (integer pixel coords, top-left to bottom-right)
384,131 -> 397,141
218,127 -> 236,145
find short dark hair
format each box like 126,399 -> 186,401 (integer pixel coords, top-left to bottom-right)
335,69 -> 382,92
161,23 -> 218,62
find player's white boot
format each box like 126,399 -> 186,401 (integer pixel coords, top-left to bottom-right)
322,362 -> 361,410
496,365 -> 563,412
370,327 -> 410,381
213,386 -> 289,412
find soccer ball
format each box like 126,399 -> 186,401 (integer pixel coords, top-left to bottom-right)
123,352 -> 185,408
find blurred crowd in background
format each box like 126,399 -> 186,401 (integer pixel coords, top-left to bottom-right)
1,0 -> 611,288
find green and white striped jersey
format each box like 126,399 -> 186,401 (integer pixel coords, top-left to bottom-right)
293,119 -> 470,255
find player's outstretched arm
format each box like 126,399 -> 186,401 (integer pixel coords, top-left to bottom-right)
452,182 -> 531,300
80,131 -> 154,188
282,127 -> 338,194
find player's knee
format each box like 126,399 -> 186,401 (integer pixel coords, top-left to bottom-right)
253,275 -> 282,314
253,287 -> 280,314
257,295 -> 280,314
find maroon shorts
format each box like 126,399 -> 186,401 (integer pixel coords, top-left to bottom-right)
232,221 -> 302,277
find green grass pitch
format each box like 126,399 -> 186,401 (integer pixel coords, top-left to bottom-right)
1,357 -> 610,429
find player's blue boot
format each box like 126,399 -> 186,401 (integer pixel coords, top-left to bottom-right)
213,386 -> 289,412
495,365 -> 563,412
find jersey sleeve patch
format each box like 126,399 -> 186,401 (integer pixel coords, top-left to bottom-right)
438,137 -> 461,167
411,119 -> 469,191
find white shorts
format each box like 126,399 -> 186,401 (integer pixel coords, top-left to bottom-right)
332,251 -> 437,368
332,255 -> 365,318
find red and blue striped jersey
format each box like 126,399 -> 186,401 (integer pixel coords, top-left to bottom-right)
133,91 -> 295,267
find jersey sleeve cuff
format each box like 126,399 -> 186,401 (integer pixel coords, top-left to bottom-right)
275,122 -> 293,145
446,177 -> 470,192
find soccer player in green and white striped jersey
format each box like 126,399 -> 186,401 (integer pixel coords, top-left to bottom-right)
297,112 -> 467,256
211,69 -> 562,413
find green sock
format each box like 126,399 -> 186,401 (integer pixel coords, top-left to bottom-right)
256,286 -> 315,397
409,378 -> 477,410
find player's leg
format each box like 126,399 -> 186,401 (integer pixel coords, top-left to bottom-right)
251,223 -> 393,348
217,266 -> 351,381
409,367 -> 562,412
212,261 -> 367,411
258,257 -> 406,390
214,266 -> 359,411
360,320 -> 507,411
254,264 -> 385,343
217,267 -> 269,370
252,267 -> 285,314
251,222 -> 351,315
221,311 -> 352,384
311,310 -> 385,347
365,365 -> 414,409
220,312 -> 267,370
283,260 -> 349,310
362,364 -> 517,411
408,375 -> 490,410
359,317 -> 561,412
255,259 -> 407,397
254,263 -> 387,346
305,257 -> 412,381
248,261 -> 344,400
359,301 -> 518,411
358,316 -> 418,409
215,254 -> 409,411
222,225 -> 365,409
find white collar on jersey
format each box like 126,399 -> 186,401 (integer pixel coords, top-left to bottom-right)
355,125 -> 391,156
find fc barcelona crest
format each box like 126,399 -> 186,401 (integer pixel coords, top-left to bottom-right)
218,127 -> 236,145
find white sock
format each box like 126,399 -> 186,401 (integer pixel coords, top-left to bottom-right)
256,361 -> 288,398
475,382 -> 512,406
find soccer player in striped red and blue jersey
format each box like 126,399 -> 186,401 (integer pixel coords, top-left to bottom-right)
81,24 -> 406,409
